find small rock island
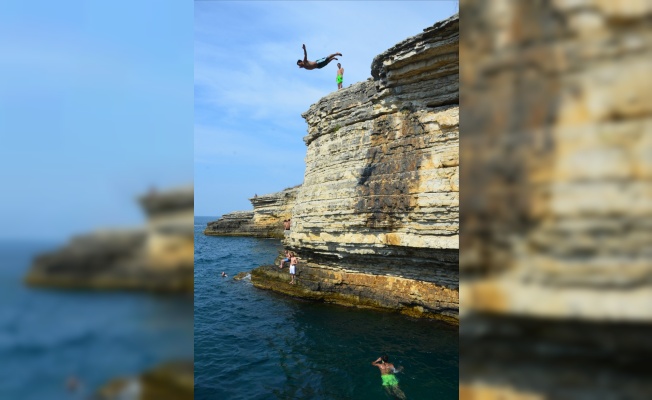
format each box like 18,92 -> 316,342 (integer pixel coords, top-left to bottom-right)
25,186 -> 194,293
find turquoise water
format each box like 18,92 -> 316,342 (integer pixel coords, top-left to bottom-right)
194,216 -> 458,399
0,240 -> 193,399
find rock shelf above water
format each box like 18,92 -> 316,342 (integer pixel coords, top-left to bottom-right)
204,186 -> 300,239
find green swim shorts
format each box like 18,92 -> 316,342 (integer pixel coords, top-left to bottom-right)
337,75 -> 343,84
381,374 -> 399,387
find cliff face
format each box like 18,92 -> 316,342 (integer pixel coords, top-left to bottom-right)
204,186 -> 299,238
253,15 -> 459,321
459,1 -> 652,398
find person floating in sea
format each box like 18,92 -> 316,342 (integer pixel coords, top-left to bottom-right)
372,355 -> 406,400
336,63 -> 344,90
66,375 -> 81,393
289,252 -> 298,285
297,44 -> 342,70
279,250 -> 291,269
221,271 -> 227,278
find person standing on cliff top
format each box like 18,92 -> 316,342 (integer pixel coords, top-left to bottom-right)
336,63 -> 344,90
297,44 -> 342,70
372,355 -> 406,399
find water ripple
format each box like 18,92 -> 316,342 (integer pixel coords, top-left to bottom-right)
193,219 -> 458,400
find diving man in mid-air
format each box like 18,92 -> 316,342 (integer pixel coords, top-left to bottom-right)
297,44 -> 342,70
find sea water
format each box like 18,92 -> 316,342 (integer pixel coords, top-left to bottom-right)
194,216 -> 458,400
0,240 -> 193,399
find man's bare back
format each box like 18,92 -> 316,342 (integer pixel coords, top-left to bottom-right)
372,358 -> 399,375
377,361 -> 396,374
372,355 -> 406,399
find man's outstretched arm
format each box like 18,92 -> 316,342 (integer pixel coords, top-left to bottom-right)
302,44 -> 308,62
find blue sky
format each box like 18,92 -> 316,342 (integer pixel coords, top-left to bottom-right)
0,1 -> 193,240
194,1 -> 458,217
0,1 -> 457,241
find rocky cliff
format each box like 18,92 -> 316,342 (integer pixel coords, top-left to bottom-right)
204,185 -> 299,238
460,1 -> 652,398
25,186 -> 194,292
252,15 -> 459,322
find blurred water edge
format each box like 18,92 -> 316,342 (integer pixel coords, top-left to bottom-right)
194,216 -> 459,400
1,186 -> 195,399
0,241 -> 193,399
460,0 -> 652,398
0,2 -> 193,397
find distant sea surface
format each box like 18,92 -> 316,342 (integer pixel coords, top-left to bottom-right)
194,216 -> 458,400
0,240 -> 193,399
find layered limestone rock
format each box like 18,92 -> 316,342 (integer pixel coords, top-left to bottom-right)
252,15 -> 459,322
459,1 -> 652,398
204,185 -> 299,238
25,186 -> 193,292
204,211 -> 255,235
139,187 -> 194,272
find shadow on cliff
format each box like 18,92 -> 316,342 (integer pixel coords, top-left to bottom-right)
355,108 -> 435,230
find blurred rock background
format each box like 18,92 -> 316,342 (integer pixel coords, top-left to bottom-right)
0,1 -> 193,398
25,186 -> 193,292
460,0 -> 652,398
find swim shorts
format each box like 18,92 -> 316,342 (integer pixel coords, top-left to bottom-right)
315,57 -> 329,69
289,265 -> 296,275
381,374 -> 399,387
337,75 -> 343,84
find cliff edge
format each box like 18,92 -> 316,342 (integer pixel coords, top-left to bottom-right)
204,185 -> 300,238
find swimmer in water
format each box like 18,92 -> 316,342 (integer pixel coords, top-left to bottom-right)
372,354 -> 406,399
221,271 -> 227,278
66,375 -> 80,392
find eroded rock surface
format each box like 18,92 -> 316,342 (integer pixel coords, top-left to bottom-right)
204,186 -> 299,239
459,1 -> 652,398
